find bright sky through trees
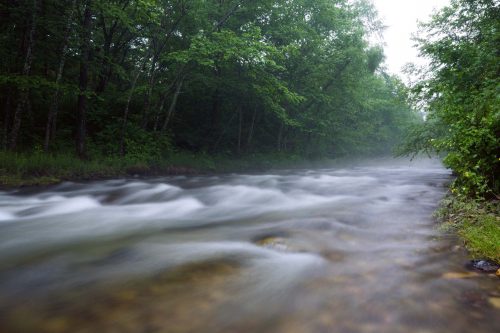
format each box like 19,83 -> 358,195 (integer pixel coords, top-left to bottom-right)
371,0 -> 450,75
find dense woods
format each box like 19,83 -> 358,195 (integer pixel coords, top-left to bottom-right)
401,0 -> 499,197
0,0 -> 417,165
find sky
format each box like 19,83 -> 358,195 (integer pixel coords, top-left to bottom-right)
371,0 -> 450,77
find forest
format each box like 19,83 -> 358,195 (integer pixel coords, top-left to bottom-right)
0,0 -> 416,167
0,0 -> 498,200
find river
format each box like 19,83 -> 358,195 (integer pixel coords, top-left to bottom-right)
0,158 -> 498,333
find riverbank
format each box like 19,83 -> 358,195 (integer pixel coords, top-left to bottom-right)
437,195 -> 500,264
0,150 -> 323,188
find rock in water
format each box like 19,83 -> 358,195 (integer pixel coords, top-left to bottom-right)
255,237 -> 291,252
489,297 -> 500,309
442,272 -> 479,280
466,260 -> 500,273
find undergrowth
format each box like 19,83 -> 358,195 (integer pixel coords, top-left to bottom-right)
436,195 -> 500,263
0,150 -> 315,187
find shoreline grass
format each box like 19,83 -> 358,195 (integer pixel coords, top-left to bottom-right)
0,150 -> 325,188
436,195 -> 500,263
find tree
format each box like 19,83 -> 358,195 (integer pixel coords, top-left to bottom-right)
402,0 -> 500,197
76,0 -> 93,158
7,0 -> 38,150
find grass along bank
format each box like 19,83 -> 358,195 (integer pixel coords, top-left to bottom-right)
436,195 -> 500,264
0,150 -> 319,188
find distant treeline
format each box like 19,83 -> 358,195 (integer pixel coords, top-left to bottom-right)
0,0 -> 418,161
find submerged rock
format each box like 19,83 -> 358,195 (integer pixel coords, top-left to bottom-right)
442,272 -> 479,280
252,231 -> 296,252
466,260 -> 500,273
255,237 -> 291,252
488,297 -> 500,309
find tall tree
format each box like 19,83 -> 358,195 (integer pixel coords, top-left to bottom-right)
76,0 -> 93,158
44,0 -> 77,151
8,0 -> 38,150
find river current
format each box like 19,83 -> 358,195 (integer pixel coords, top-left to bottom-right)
0,158 -> 498,333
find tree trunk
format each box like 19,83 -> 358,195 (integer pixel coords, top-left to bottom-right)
119,69 -> 141,156
8,0 -> 38,150
141,55 -> 158,129
95,34 -> 113,94
277,121 -> 284,152
95,18 -> 115,95
237,106 -> 242,155
153,84 -> 173,132
160,77 -> 184,134
2,92 -> 12,150
119,47 -> 156,156
76,0 -> 92,158
208,87 -> 220,139
44,0 -> 76,152
152,97 -> 165,132
140,6 -> 189,129
246,105 -> 257,149
95,1 -> 132,94
306,131 -> 312,154
213,112 -> 237,152
283,126 -> 289,152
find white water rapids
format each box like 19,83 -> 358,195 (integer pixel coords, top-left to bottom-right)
0,158 -> 498,333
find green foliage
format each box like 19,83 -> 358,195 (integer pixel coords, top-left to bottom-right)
0,0 -> 416,166
92,123 -> 173,162
400,0 -> 500,197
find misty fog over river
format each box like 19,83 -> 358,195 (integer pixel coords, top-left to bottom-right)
0,158 -> 499,333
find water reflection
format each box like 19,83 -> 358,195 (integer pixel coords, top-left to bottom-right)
0,158 -> 498,333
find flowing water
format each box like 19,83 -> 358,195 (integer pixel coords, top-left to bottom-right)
0,158 -> 498,333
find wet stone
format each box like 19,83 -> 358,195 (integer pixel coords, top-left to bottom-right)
321,250 -> 346,262
488,297 -> 500,309
255,237 -> 291,252
466,260 -> 500,273
442,272 -> 479,280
